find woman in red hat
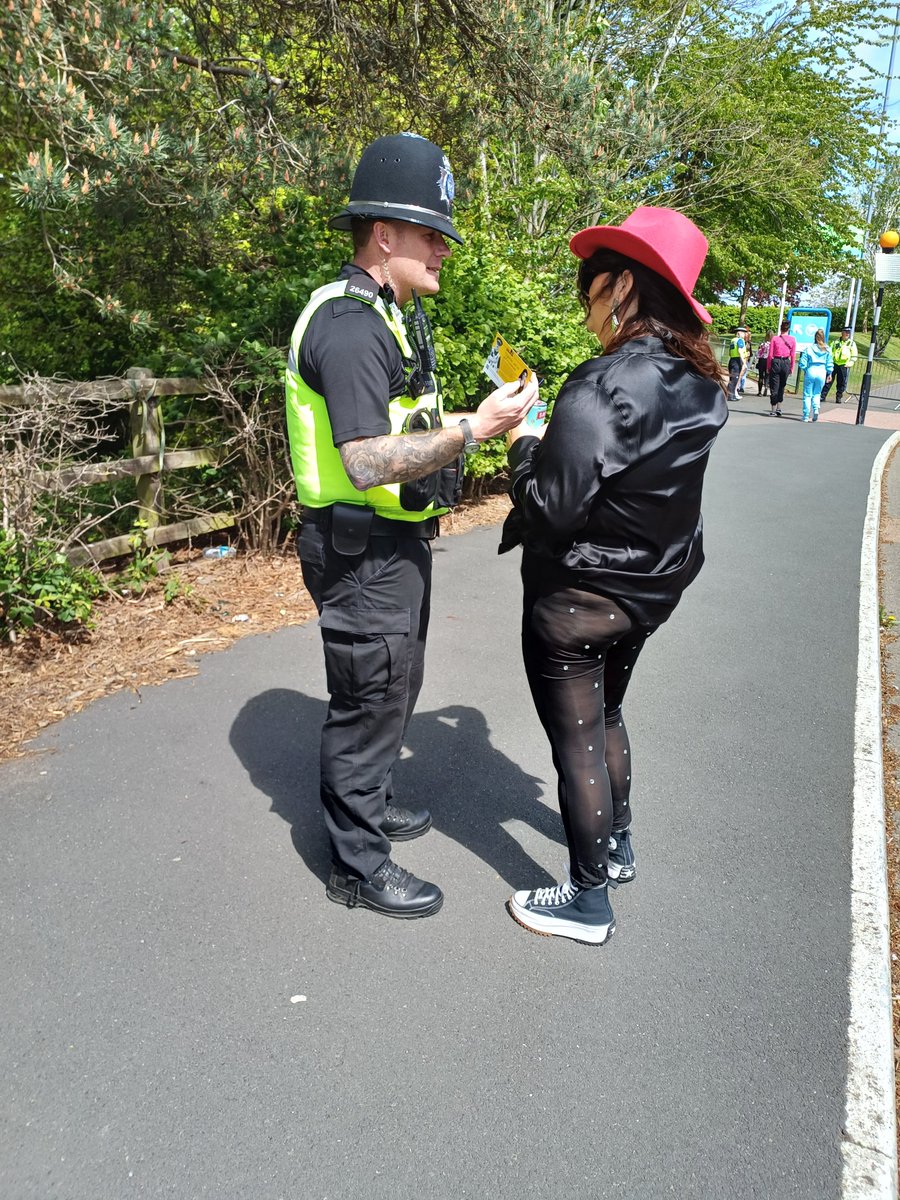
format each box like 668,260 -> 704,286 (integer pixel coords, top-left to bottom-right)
501,206 -> 728,946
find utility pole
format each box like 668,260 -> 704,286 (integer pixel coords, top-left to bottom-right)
845,278 -> 856,325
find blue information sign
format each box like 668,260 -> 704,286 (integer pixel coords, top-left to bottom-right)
786,307 -> 832,353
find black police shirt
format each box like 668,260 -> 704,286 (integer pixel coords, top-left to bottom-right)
298,264 -> 407,445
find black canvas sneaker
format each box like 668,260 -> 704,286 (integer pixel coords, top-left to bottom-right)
607,828 -> 636,888
507,878 -> 615,946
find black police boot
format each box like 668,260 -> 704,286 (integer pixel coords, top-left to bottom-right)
326,858 -> 443,919
381,803 -> 432,841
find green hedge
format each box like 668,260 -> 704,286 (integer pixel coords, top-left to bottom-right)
706,304 -> 782,342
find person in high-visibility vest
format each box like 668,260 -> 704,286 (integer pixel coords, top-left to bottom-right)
727,326 -> 749,399
820,326 -> 858,404
285,134 -> 538,920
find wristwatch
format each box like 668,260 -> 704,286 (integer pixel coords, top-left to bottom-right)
458,418 -> 480,455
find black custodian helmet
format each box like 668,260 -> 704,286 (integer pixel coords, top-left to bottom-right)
330,133 -> 463,244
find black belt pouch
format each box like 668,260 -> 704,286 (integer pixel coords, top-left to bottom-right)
331,502 -> 375,555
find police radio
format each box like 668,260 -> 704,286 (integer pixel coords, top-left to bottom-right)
399,289 -> 464,513
405,289 -> 439,399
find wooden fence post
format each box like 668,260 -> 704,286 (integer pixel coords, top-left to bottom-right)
127,367 -> 163,528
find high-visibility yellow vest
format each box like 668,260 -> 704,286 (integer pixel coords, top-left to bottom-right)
832,338 -> 857,366
285,279 -> 450,521
729,336 -> 746,361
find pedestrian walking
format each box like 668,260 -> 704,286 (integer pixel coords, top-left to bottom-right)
499,206 -> 728,945
766,319 -> 797,417
798,329 -> 833,422
820,326 -> 858,404
285,133 -> 538,920
756,331 -> 773,395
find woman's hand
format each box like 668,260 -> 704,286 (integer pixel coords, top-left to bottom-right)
507,413 -> 548,445
469,378 -> 540,440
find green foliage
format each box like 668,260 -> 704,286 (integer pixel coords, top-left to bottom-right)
430,223 -> 596,411
706,304 -> 782,342
0,529 -> 103,639
162,573 -> 193,605
116,520 -> 170,593
2,0 -> 889,388
462,437 -> 510,498
2,0 -> 895,533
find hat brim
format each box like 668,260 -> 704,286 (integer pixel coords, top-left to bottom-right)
331,203 -> 463,245
569,225 -> 712,325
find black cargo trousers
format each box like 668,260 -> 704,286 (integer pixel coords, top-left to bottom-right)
298,508 -> 434,881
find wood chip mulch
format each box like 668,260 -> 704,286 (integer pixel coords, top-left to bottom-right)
0,495 -> 512,763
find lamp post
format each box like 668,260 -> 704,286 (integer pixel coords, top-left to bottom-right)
856,229 -> 899,425
777,272 -> 788,328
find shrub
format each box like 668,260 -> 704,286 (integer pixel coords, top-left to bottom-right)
0,530 -> 104,641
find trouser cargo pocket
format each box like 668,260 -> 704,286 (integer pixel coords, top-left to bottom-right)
319,606 -> 411,706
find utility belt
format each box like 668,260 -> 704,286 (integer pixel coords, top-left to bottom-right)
304,502 -> 438,555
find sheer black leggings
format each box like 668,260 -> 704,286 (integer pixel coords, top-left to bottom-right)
522,582 -> 655,889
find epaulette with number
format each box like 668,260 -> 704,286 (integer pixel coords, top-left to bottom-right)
344,275 -> 379,304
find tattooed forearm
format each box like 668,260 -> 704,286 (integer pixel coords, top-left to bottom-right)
340,428 -> 465,491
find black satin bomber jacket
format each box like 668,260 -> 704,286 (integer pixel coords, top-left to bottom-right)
500,336 -> 729,627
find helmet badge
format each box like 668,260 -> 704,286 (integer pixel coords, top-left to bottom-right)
437,155 -> 455,208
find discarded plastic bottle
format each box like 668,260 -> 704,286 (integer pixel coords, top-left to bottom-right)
202,546 -> 236,559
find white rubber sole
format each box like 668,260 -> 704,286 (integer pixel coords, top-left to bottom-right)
507,896 -> 615,946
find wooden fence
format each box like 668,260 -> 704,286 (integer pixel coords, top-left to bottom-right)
0,367 -> 235,566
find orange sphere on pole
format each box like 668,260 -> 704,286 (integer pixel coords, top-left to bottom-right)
879,229 -> 900,249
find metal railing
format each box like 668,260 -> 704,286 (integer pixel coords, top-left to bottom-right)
712,336 -> 900,405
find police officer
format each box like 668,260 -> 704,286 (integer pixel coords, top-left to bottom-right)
727,326 -> 748,400
285,133 -> 538,920
821,326 -> 858,404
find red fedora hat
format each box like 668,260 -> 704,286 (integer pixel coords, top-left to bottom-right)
569,206 -> 712,325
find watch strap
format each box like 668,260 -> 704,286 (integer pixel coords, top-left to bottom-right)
458,417 -> 479,454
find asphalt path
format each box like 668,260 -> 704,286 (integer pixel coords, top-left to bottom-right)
0,408 -> 893,1200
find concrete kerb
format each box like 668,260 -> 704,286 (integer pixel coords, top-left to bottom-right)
841,430 -> 900,1199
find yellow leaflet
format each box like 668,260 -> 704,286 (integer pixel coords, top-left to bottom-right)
483,333 -> 533,388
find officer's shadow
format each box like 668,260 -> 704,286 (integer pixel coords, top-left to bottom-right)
228,689 -> 561,888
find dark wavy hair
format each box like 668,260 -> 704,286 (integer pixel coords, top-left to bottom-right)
577,248 -> 726,391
